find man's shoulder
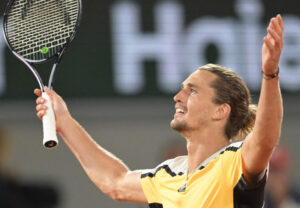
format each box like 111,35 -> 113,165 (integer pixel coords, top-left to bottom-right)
141,142 -> 243,178
141,155 -> 188,178
217,141 -> 243,158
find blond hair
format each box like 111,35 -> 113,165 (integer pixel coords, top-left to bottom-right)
199,64 -> 256,141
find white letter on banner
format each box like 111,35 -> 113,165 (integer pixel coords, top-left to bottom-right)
235,0 -> 263,90
280,15 -> 300,91
111,1 -> 183,94
0,18 -> 6,96
184,18 -> 239,75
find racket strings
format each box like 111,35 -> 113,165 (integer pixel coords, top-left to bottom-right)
5,0 -> 79,61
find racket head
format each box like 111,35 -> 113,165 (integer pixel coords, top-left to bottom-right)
3,0 -> 82,64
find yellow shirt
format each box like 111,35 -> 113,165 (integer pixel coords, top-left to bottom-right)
140,142 -> 266,208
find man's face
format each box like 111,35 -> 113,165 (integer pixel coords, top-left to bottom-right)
170,70 -> 219,132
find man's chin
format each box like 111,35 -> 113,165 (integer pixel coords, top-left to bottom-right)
170,120 -> 186,131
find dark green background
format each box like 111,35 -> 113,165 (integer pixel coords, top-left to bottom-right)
0,0 -> 299,99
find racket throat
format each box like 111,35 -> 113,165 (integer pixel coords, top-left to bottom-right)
48,63 -> 59,89
12,51 -> 45,91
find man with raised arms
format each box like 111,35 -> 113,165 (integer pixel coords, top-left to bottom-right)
35,15 -> 284,207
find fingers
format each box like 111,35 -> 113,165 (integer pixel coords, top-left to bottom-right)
276,14 -> 284,31
34,87 -> 67,122
276,15 -> 284,48
34,89 -> 44,119
267,27 -> 281,48
264,36 -> 274,51
44,87 -> 61,103
34,88 -> 42,96
36,95 -> 45,105
35,88 -> 53,120
44,86 -> 53,95
36,103 -> 47,112
36,96 -> 47,119
266,14 -> 284,50
36,109 -> 46,120
270,16 -> 283,35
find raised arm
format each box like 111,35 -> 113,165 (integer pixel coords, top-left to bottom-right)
35,88 -> 147,203
242,14 -> 284,183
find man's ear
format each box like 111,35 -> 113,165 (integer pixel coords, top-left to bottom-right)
213,103 -> 231,120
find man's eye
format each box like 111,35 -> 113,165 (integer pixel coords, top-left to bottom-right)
191,89 -> 197,93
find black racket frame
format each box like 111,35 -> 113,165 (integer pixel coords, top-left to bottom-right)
2,0 -> 82,91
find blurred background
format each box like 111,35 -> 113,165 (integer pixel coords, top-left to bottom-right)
0,0 -> 299,207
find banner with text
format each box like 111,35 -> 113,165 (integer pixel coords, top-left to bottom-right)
0,0 -> 299,99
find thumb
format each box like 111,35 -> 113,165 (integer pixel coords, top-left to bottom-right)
44,87 -> 57,101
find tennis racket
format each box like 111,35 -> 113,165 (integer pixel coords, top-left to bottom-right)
3,0 -> 82,148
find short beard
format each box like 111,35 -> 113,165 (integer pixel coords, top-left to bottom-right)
170,119 -> 187,131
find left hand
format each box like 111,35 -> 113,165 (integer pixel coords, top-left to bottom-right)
262,14 -> 284,74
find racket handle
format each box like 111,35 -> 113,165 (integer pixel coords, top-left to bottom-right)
42,92 -> 58,148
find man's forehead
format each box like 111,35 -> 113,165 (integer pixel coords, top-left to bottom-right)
182,70 -> 217,87
181,82 -> 197,89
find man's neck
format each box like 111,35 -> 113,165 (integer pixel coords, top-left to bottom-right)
183,130 -> 228,173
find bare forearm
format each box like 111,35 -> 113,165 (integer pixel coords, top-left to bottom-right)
242,76 -> 283,180
254,77 -> 283,147
255,15 -> 284,144
35,88 -> 145,202
242,15 -> 284,178
58,115 -> 130,193
243,77 -> 283,176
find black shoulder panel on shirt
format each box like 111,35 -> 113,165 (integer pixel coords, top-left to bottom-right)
141,165 -> 184,178
225,145 -> 240,152
149,203 -> 163,208
142,143 -> 242,179
233,172 -> 267,208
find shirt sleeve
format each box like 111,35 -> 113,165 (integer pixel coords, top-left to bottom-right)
221,142 -> 268,206
221,142 -> 244,187
139,159 -> 172,204
140,170 -> 162,204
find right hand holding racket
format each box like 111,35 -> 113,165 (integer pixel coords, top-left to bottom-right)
35,87 -> 70,134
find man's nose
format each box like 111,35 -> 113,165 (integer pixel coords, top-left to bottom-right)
173,90 -> 184,103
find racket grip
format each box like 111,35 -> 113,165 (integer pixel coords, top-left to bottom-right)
42,92 -> 58,148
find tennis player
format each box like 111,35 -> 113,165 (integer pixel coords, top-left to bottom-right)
35,15 -> 284,207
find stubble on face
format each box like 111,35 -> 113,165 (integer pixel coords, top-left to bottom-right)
170,119 -> 187,132
170,70 -> 218,133
170,116 -> 207,132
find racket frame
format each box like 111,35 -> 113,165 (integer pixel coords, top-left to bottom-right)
2,0 -> 82,147
2,0 -> 82,65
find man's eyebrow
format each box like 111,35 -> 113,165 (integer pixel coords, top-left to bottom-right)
187,83 -> 196,88
181,82 -> 198,89
188,82 -> 200,89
